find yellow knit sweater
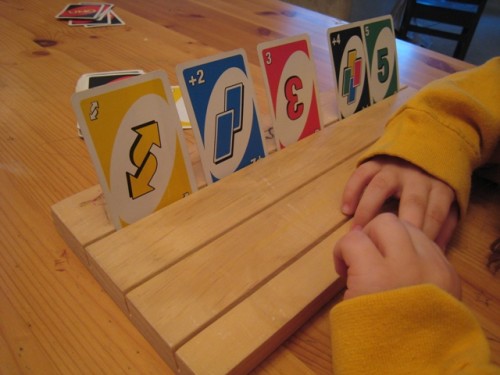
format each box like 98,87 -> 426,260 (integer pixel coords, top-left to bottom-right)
361,57 -> 500,217
330,57 -> 500,374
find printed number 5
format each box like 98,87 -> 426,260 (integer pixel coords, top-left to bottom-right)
377,47 -> 389,83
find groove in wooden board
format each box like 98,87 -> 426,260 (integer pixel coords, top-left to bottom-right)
84,88 -> 416,313
175,223 -> 349,375
124,154 -> 357,370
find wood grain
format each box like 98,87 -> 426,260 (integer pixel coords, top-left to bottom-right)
174,224 -> 349,374
1,0 -> 496,374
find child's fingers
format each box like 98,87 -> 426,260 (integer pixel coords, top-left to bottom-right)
398,178 -> 430,230
434,203 -> 459,250
341,161 -> 381,216
422,184 -> 456,242
350,171 -> 399,229
363,213 -> 417,261
402,220 -> 462,299
333,226 -> 383,278
333,226 -> 387,299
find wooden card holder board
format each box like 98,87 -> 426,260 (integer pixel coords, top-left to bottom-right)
52,87 -> 415,374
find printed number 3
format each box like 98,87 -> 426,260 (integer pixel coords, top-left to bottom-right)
284,76 -> 304,121
265,52 -> 272,65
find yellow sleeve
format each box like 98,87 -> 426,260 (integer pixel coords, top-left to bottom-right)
361,57 -> 500,217
329,285 -> 500,374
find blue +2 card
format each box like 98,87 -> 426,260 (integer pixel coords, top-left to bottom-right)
177,49 -> 267,184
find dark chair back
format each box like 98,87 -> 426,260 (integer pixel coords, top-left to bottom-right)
396,0 -> 488,59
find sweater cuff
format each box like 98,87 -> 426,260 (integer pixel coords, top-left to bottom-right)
359,107 -> 479,218
329,284 -> 491,375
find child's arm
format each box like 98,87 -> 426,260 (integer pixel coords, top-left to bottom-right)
341,57 -> 500,246
330,213 -> 500,374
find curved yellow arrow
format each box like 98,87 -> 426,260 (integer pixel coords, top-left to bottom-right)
130,121 -> 161,168
127,152 -> 158,199
127,120 -> 161,199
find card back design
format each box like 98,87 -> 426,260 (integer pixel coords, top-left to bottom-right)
56,3 -> 104,19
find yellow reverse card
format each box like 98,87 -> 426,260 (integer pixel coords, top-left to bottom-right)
72,70 -> 197,229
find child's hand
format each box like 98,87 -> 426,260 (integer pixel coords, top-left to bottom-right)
333,213 -> 461,300
341,156 -> 458,248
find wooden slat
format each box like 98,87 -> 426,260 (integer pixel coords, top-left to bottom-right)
125,155 -> 357,369
51,185 -> 110,265
174,223 -> 349,375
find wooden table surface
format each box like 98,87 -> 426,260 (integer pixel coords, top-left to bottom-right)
1,0 -> 498,374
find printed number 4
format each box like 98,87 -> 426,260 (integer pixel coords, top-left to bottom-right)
332,33 -> 341,46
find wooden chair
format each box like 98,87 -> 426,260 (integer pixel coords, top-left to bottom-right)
395,0 -> 488,60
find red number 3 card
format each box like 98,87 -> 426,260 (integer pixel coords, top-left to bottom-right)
258,34 -> 323,149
